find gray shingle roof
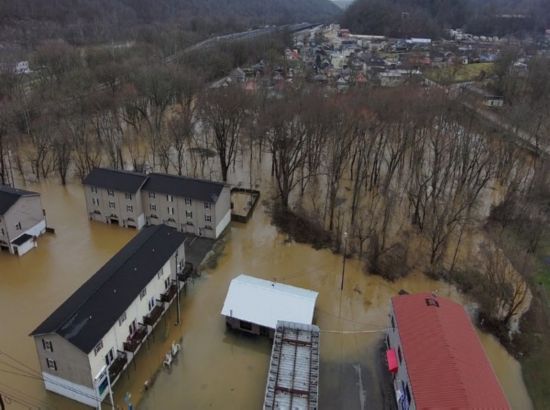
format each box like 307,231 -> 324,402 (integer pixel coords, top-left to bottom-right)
0,185 -> 40,215
142,173 -> 226,203
31,224 -> 186,353
82,168 -> 148,194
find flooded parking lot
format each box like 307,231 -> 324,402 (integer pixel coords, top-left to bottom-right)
0,179 -> 533,409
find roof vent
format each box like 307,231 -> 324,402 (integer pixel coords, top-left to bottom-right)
425,297 -> 439,307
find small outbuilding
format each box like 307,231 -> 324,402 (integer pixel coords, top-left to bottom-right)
221,274 -> 318,337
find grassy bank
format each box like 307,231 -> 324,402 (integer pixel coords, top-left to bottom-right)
426,62 -> 494,84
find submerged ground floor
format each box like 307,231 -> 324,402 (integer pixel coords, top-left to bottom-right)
0,180 -> 534,409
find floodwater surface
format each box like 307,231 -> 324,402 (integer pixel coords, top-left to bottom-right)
0,180 -> 533,410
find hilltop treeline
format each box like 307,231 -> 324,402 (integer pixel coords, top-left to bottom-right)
0,0 -> 340,46
341,0 -> 550,38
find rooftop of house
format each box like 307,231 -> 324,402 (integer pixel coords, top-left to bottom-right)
0,184 -> 40,215
31,224 -> 186,353
391,292 -> 510,409
142,173 -> 226,203
83,168 -> 148,194
221,274 -> 318,329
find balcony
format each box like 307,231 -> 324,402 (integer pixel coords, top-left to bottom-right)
123,326 -> 147,353
161,284 -> 177,303
143,304 -> 164,326
108,352 -> 128,382
177,262 -> 194,282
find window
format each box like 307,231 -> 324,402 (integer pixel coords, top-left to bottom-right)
15,222 -> 21,230
109,202 -> 116,209
150,204 -> 157,211
140,288 -> 147,300
91,186 -> 98,193
92,197 -> 100,207
398,346 -> 402,363
118,311 -> 127,326
204,202 -> 211,209
167,194 -> 174,202
168,207 -> 175,216
105,348 -> 114,366
204,215 -> 211,222
46,358 -> 57,371
94,340 -> 104,356
42,339 -> 53,352
186,211 -> 193,219
107,190 -> 114,197
129,320 -> 137,335
148,297 -> 156,311
148,192 -> 156,199
185,198 -> 192,206
126,205 -> 133,213
125,193 -> 132,200
239,320 -> 252,331
165,277 -> 171,289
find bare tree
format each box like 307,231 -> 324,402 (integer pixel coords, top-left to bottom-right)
199,86 -> 249,182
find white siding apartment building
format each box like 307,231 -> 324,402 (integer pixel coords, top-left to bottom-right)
83,168 -> 231,239
31,225 -> 186,408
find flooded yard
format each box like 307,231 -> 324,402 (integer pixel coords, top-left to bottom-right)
0,179 -> 533,409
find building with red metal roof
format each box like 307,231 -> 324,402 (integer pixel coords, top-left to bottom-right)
385,292 -> 510,410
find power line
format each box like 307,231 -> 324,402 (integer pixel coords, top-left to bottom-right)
0,382 -> 53,410
320,328 -> 389,334
0,351 -> 115,409
0,389 -> 41,410
0,351 -> 42,377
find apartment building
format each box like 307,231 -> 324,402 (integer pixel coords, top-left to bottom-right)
30,224 -> 186,408
83,168 -> 231,239
0,184 -> 46,256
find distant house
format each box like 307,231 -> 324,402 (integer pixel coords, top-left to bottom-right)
463,84 -> 504,108
0,60 -> 31,75
229,67 -> 246,83
386,293 -> 510,410
31,225 -> 186,408
83,168 -> 231,239
0,185 -> 46,256
221,274 -> 318,337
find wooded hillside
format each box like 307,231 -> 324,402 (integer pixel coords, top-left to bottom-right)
0,0 -> 341,45
341,0 -> 550,38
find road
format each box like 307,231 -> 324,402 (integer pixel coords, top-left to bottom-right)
166,22 -> 319,63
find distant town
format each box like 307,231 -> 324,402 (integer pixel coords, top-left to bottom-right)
1,3 -> 550,409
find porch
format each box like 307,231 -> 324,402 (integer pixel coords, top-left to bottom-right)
123,325 -> 148,353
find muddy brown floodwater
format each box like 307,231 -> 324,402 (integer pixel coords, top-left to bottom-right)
0,180 -> 533,410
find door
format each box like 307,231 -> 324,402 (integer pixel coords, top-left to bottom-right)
129,319 -> 136,336
105,348 -> 114,366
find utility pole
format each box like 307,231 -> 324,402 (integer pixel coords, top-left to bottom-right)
340,231 -> 348,291
175,250 -> 181,325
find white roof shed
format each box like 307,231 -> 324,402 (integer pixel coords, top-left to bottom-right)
221,274 -> 318,329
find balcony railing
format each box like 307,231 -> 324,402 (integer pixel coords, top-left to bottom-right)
123,326 -> 147,353
161,284 -> 177,303
177,262 -> 194,282
143,304 -> 164,326
108,352 -> 128,382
